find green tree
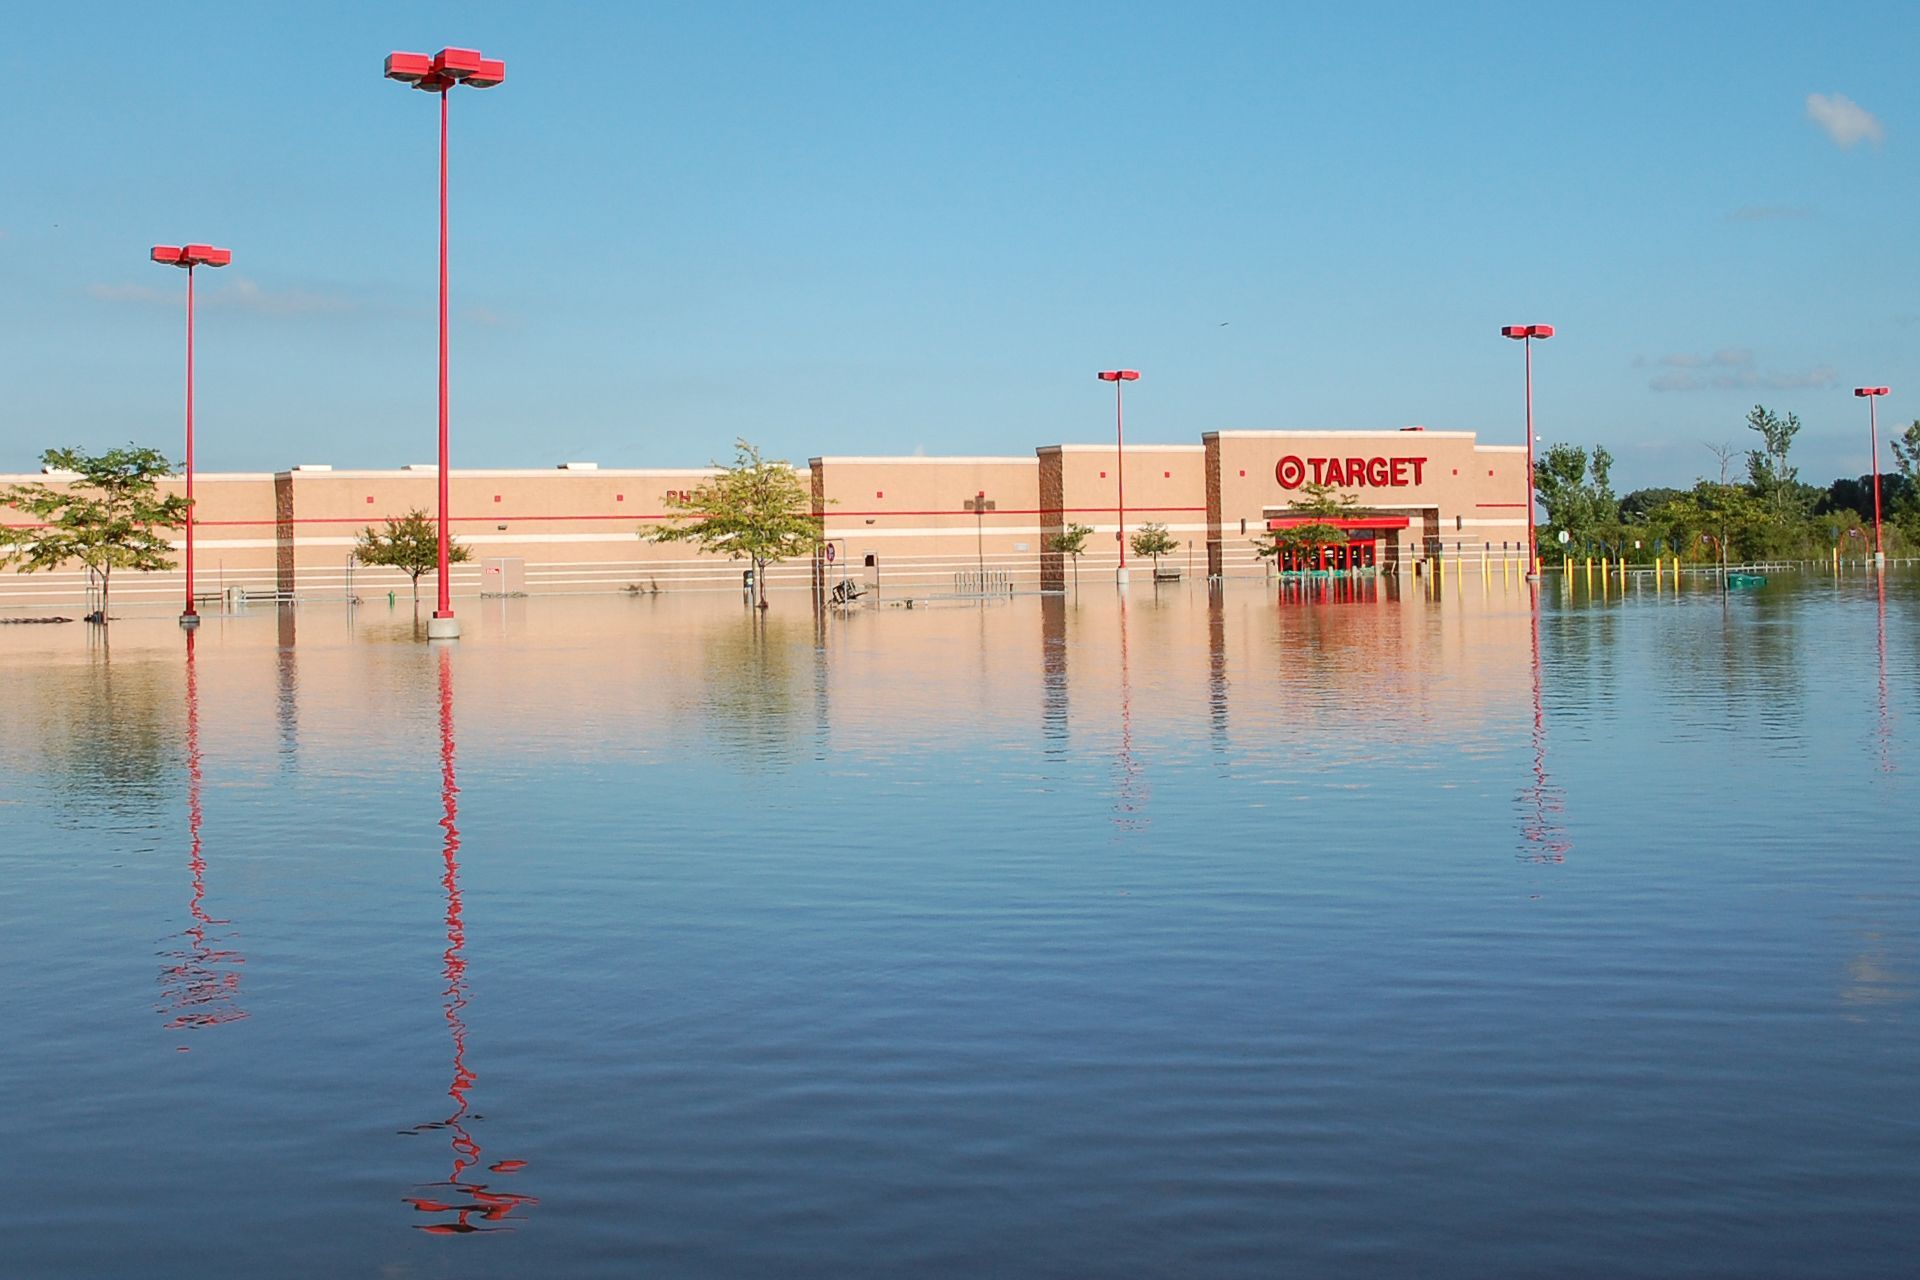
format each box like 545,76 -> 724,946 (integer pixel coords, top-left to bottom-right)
1663,481 -> 1770,566
645,439 -> 823,609
1532,443 -> 1616,555
0,445 -> 189,624
1892,420 -> 1920,538
1046,521 -> 1093,591
355,507 -> 471,603
1744,404 -> 1804,529
1129,522 -> 1179,574
1255,482 -> 1356,567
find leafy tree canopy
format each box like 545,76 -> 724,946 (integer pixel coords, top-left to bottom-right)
355,507 -> 471,599
1745,404 -> 1803,523
644,439 -> 823,608
0,445 -> 188,622
1129,522 -> 1178,567
1533,443 -> 1617,553
1046,523 -> 1093,557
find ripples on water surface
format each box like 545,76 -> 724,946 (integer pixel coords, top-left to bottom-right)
2,574 -> 1915,1277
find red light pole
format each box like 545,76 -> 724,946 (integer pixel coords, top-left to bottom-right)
1500,324 -> 1553,578
385,47 -> 506,640
1853,386 -> 1890,567
1096,370 -> 1140,585
151,244 -> 231,629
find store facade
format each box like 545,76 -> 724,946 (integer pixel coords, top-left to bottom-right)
3,428 -> 1527,608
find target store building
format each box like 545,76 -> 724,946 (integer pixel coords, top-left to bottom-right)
1195,427 -> 1530,580
2,426 -> 1528,609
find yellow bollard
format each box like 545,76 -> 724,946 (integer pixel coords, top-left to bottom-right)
1833,546 -> 1840,577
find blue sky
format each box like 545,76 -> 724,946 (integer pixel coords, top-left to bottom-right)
2,1 -> 1914,490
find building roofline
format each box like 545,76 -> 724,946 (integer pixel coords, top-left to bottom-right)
275,467 -> 723,480
1203,429 -> 1480,440
808,455 -> 1036,466
1037,443 -> 1205,454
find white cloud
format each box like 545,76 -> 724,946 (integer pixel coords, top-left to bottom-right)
1806,93 -> 1883,149
1636,349 -> 1751,372
85,276 -> 355,316
1648,357 -> 1836,393
86,282 -> 170,304
210,277 -> 354,316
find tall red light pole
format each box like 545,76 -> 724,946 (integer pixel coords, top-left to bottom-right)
1499,325 -> 1553,578
1096,370 -> 1140,585
385,47 -> 506,640
1853,386 -> 1890,567
151,244 -> 231,629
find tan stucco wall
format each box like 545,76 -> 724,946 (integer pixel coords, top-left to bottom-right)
3,427 -> 1529,609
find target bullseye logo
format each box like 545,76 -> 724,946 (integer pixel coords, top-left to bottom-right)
1276,455 -> 1307,489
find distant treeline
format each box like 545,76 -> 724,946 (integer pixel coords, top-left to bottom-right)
1535,405 -> 1919,561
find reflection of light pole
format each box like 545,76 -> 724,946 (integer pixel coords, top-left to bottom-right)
1097,369 -> 1140,586
151,244 -> 232,629
1499,325 -> 1553,579
159,629 -> 248,1031
385,47 -> 507,641
1853,386 -> 1889,566
402,647 -> 538,1233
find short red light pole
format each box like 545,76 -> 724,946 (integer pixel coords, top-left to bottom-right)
1096,370 -> 1140,585
151,244 -> 232,629
1853,386 -> 1890,567
1499,325 -> 1553,579
385,47 -> 506,640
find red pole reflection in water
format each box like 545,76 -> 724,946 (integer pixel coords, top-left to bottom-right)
400,647 -> 538,1233
1875,571 -> 1894,775
158,628 -> 247,1032
1519,581 -> 1570,864
1113,595 -> 1148,831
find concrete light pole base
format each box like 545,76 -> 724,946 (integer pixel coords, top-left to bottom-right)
427,615 -> 462,640
1875,552 -> 1886,568
179,613 -> 201,630
1114,566 -> 1131,588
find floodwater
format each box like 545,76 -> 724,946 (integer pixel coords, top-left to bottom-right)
2,571 -> 1915,1278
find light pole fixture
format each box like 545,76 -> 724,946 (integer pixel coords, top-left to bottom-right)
384,46 -> 506,640
1853,386 -> 1890,566
1500,324 -> 1553,579
1096,369 -> 1140,585
151,244 -> 232,629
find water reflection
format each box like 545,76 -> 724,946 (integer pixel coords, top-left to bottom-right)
1273,574 -> 1387,609
812,605 -> 831,762
1207,594 -> 1229,753
275,607 -> 299,767
1041,596 -> 1068,757
1875,572 -> 1894,774
1113,595 -> 1148,832
398,648 -> 537,1234
699,614 -> 806,767
1518,584 -> 1570,865
156,630 -> 248,1032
